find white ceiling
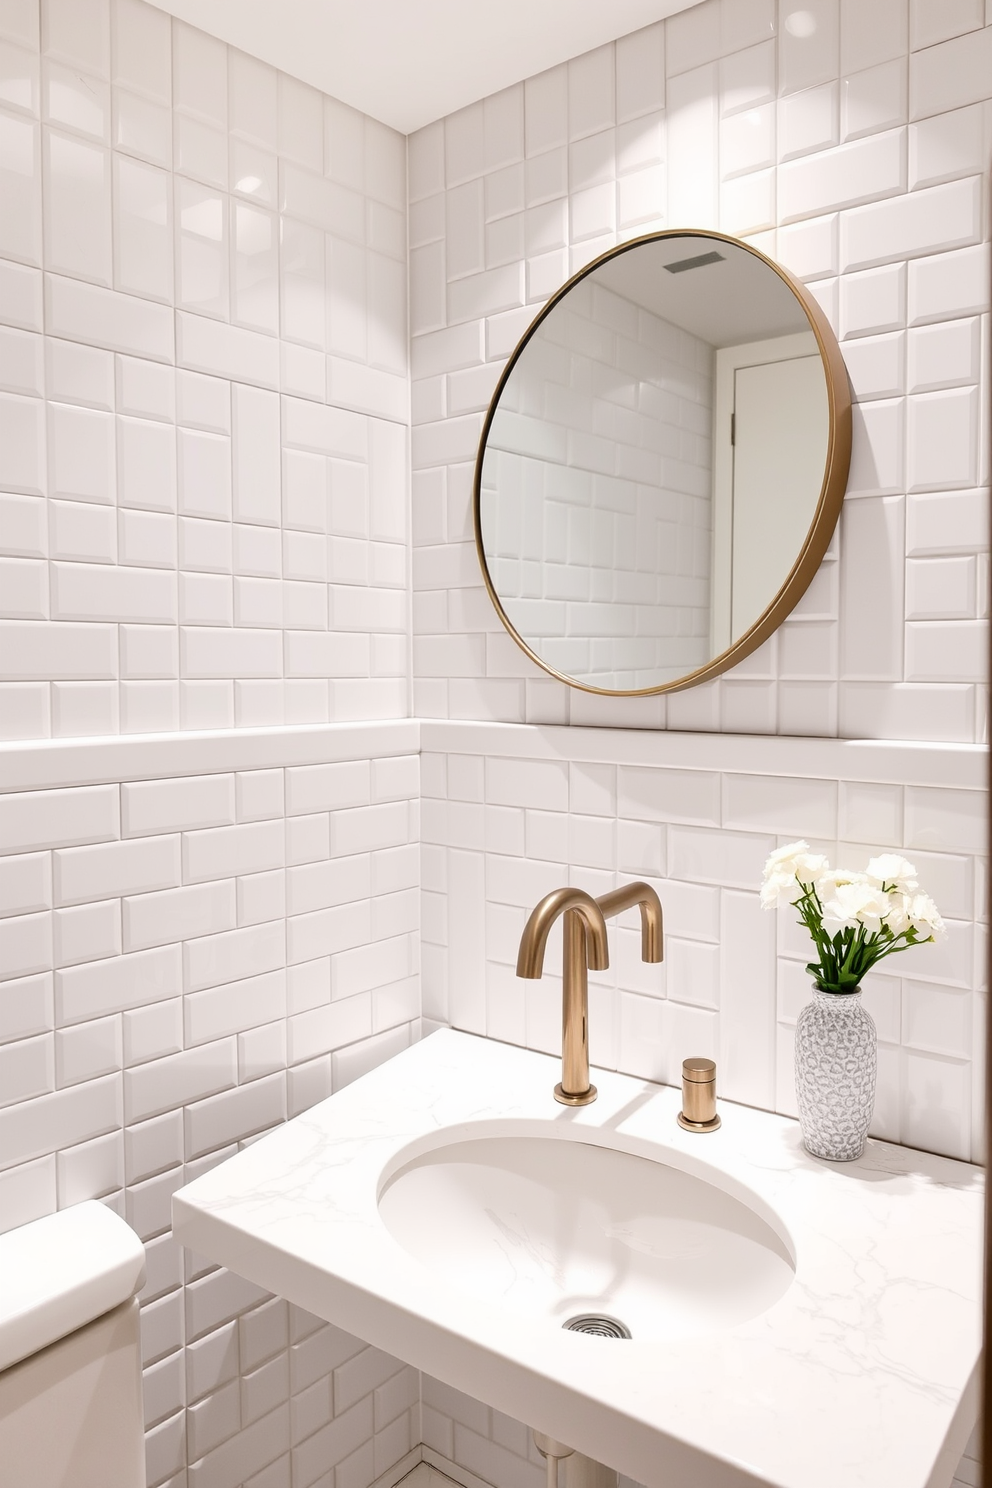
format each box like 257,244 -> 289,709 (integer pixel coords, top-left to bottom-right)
145,0 -> 701,134
595,239 -> 811,348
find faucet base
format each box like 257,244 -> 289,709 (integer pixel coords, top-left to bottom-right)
677,1111 -> 722,1132
554,1082 -> 598,1107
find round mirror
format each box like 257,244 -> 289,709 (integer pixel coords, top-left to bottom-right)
474,229 -> 852,696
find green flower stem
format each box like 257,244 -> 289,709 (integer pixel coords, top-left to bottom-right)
787,882 -> 932,994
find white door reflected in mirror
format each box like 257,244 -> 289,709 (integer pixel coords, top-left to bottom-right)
711,336 -> 829,651
475,230 -> 850,696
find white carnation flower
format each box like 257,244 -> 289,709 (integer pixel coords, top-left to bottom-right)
793,851 -> 829,885
883,893 -> 911,935
815,867 -> 866,899
763,840 -> 828,887
866,854 -> 919,894
763,841 -> 809,878
760,870 -> 799,909
906,892 -> 946,941
821,880 -> 892,935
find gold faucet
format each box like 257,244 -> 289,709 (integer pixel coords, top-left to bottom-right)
516,881 -> 664,1106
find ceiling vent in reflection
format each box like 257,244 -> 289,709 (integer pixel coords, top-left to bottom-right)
663,250 -> 726,274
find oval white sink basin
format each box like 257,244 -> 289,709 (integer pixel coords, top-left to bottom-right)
378,1134 -> 795,1340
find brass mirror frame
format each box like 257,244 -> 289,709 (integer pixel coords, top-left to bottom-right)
472,227 -> 853,697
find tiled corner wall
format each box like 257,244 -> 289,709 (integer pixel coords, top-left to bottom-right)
0,0 -> 409,743
0,718 -> 421,1487
483,277 -> 713,688
408,0 -> 991,741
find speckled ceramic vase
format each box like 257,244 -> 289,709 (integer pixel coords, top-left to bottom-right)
795,987 -> 876,1161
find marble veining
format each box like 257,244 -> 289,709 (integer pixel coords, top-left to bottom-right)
172,1031 -> 982,1488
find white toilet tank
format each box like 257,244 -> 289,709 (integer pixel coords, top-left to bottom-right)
0,1201 -> 147,1488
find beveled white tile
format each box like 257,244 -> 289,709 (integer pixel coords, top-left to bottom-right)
0,323 -> 41,396
568,45 -> 614,140
46,336 -> 112,408
840,0 -> 908,73
43,0 -> 109,79
112,87 -> 169,167
906,556 -> 978,620
667,63 -> 719,227
0,37 -> 39,116
907,317 -> 980,393
778,81 -> 838,161
48,401 -> 114,503
840,261 -> 905,337
839,494 -> 905,677
903,981 -> 974,1058
720,102 -> 775,177
0,110 -> 42,265
111,0 -> 170,103
229,49 -> 276,150
902,1049 -> 971,1159
722,773 -> 837,838
616,21 -> 664,121
909,103 -> 988,190
905,618 -> 986,685
840,175 -> 982,271
779,127 -> 905,222
43,58 -> 109,142
907,242 -> 988,326
910,0 -> 984,50
841,59 -> 907,142
43,129 -> 112,285
231,138 -> 276,208
720,40 -> 775,116
846,400 -> 905,495
907,386 -> 980,491
117,416 -> 176,512
909,24 -> 992,120
278,72 -> 322,173
174,113 -> 226,190
172,21 -> 225,128
176,178 -> 229,319
839,780 -> 903,847
841,330 -> 905,400
113,153 -> 171,302
780,0 -> 839,95
484,85 -> 523,174
445,99 -> 483,187
232,202 -> 278,335
666,0 -> 720,78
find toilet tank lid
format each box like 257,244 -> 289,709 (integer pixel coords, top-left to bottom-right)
0,1201 -> 146,1373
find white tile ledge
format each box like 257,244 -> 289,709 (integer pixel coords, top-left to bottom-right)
422,721 -> 987,791
0,718 -> 983,793
0,720 -> 422,793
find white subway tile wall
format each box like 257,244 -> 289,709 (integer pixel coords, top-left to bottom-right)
0,0 -> 410,742
408,0 -> 990,743
0,722 -> 420,1488
420,719 -> 987,1166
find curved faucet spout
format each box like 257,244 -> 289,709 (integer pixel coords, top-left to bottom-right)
596,881 -> 663,963
515,886 -> 609,979
516,880 -> 665,1107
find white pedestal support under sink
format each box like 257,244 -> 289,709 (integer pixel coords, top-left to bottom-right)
172,1030 -> 982,1488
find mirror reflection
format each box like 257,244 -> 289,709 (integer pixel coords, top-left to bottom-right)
476,232 -> 837,694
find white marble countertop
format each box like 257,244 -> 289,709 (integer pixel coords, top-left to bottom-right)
172,1031 -> 982,1488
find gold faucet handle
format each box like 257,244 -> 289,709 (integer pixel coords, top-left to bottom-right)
677,1057 -> 721,1132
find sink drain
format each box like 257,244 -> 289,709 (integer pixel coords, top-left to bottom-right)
562,1314 -> 632,1339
